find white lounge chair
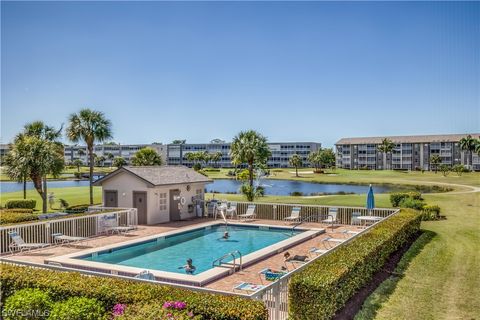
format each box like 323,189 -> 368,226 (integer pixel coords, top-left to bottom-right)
308,247 -> 330,256
109,226 -> 135,235
284,207 -> 301,223
351,212 -> 362,226
226,202 -> 237,219
135,270 -> 155,280
322,207 -> 339,227
51,233 -> 87,246
238,205 -> 256,221
341,230 -> 360,238
8,231 -> 48,253
322,236 -> 345,249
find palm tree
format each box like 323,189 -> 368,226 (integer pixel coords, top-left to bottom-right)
201,151 -> 210,168
105,152 -> 114,168
459,135 -> 476,169
66,109 -> 113,205
96,155 -> 106,167
113,156 -> 127,168
430,155 -> 441,173
72,159 -> 83,172
230,130 -> 271,201
5,122 -> 64,212
308,150 -> 322,172
377,138 -> 395,170
4,147 -> 30,199
131,147 -> 162,166
475,138 -> 480,156
289,154 -> 303,177
211,151 -> 223,168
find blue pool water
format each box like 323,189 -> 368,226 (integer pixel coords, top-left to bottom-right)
80,225 -> 301,274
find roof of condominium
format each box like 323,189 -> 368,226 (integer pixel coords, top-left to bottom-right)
93,165 -> 212,187
335,133 -> 480,145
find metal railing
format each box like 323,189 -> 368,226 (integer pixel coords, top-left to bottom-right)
212,250 -> 243,272
0,208 -> 137,254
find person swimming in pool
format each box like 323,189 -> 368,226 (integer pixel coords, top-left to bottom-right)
222,231 -> 230,239
179,258 -> 196,274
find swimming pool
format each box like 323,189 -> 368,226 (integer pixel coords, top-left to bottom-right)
80,225 -> 302,274
48,222 -> 323,286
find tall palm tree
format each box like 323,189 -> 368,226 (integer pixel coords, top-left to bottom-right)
230,130 -> 271,189
289,154 -> 303,177
430,155 -> 441,173
475,138 -> 480,156
66,109 -> 112,205
5,122 -> 64,212
211,151 -> 223,168
308,150 -> 322,172
459,135 -> 476,169
105,152 -> 114,168
377,138 -> 395,170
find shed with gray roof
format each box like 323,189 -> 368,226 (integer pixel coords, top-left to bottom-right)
94,166 -> 212,224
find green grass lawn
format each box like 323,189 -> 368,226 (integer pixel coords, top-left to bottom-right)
1,168 -> 479,318
0,186 -> 102,211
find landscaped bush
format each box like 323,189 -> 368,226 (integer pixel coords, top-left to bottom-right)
399,197 -> 426,210
289,209 -> 421,319
421,205 -> 441,221
5,199 -> 37,209
49,297 -> 107,320
2,288 -> 53,320
0,208 -> 34,213
390,192 -> 422,207
65,204 -> 90,214
0,264 -> 268,320
116,301 -> 202,320
0,211 -> 39,225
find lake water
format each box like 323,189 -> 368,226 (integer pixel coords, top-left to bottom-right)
206,179 -> 397,195
2,178 -> 400,195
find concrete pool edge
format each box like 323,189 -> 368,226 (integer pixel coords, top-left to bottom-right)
46,220 -> 324,286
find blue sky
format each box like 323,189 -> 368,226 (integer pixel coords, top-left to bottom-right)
2,1 -> 479,147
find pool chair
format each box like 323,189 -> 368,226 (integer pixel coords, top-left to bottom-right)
51,233 -> 88,246
109,225 -> 135,236
226,202 -> 238,219
233,282 -> 265,293
258,268 -> 287,283
284,207 -> 301,223
8,231 -> 49,253
238,205 -> 256,222
308,247 -> 330,257
351,211 -> 362,226
321,236 -> 345,249
135,270 -> 155,281
322,207 -> 339,228
341,230 -> 360,238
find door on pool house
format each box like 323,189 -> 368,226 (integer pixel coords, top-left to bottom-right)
169,189 -> 181,221
133,191 -> 148,225
104,190 -> 118,207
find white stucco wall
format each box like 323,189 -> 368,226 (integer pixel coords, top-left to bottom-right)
99,171 -> 206,225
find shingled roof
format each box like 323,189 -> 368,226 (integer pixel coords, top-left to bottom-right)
335,133 -> 480,145
93,166 -> 212,186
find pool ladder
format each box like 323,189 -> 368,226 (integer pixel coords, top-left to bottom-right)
212,250 -> 242,272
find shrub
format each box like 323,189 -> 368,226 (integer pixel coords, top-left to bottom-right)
59,199 -> 69,209
289,209 -> 421,319
0,208 -> 34,213
0,264 -> 267,320
5,199 -> 36,209
192,163 -> 202,171
73,172 -> 82,179
49,297 -> 107,320
421,205 -> 441,221
290,191 -> 304,196
65,204 -> 89,214
0,211 -> 39,225
399,197 -> 425,210
3,288 -> 53,320
117,302 -> 202,320
390,192 -> 422,207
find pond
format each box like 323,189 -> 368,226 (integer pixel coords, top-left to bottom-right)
206,179 -> 402,196
1,180 -> 91,193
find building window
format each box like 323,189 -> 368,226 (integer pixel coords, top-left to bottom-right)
159,193 -> 167,211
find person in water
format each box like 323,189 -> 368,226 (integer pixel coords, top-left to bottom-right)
180,258 -> 196,274
222,231 -> 230,239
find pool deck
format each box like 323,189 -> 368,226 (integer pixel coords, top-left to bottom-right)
1,218 -> 362,292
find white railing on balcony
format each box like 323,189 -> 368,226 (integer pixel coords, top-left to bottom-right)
0,208 -> 137,254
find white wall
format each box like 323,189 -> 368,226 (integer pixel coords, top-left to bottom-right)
100,171 -> 206,225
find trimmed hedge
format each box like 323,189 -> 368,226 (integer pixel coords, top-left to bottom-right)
4,199 -> 36,209
289,209 -> 421,319
390,192 -> 422,207
65,204 -> 90,214
0,211 -> 39,225
0,264 -> 268,320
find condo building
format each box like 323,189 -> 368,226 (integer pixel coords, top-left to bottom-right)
335,134 -> 480,171
167,141 -> 322,168
64,144 -> 167,166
